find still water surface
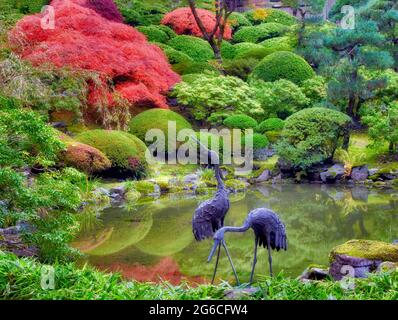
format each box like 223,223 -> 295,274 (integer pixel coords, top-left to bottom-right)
74,184 -> 398,284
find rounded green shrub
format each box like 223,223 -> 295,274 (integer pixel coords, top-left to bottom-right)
241,133 -> 269,150
228,12 -> 252,31
136,25 -> 170,43
156,43 -> 194,65
258,36 -> 293,54
172,61 -> 220,75
156,24 -> 177,39
128,109 -> 192,152
233,42 -> 264,58
245,8 -> 297,26
223,114 -> 258,130
251,51 -> 315,84
233,23 -> 289,43
167,35 -> 214,62
256,118 -> 285,133
221,41 -> 236,60
276,107 -> 351,169
75,130 -> 148,178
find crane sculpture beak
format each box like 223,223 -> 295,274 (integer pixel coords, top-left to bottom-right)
207,239 -> 221,263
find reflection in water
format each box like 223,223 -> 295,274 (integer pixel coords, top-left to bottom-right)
73,185 -> 398,284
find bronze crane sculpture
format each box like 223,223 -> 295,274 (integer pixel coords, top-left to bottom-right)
208,208 -> 287,284
190,136 -> 238,284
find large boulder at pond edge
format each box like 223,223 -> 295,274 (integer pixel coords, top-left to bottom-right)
329,240 -> 398,280
320,164 -> 345,183
351,165 -> 369,182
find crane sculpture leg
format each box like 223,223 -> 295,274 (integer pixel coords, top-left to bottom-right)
267,237 -> 273,277
211,243 -> 221,284
208,240 -> 240,285
249,236 -> 259,284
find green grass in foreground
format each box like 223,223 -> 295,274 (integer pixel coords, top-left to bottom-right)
1,251 -> 397,300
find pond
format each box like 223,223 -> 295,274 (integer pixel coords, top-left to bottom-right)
73,184 -> 398,285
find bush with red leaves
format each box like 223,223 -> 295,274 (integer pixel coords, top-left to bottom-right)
161,7 -> 232,40
9,0 -> 180,124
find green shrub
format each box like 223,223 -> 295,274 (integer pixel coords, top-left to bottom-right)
257,118 -> 285,133
258,36 -> 293,55
250,51 -> 315,84
222,58 -> 260,81
181,72 -> 217,84
241,133 -> 269,150
220,41 -> 236,60
75,130 -> 148,178
228,12 -> 252,31
233,42 -> 264,58
168,35 -> 214,62
155,43 -> 193,65
223,114 -> 258,130
244,8 -> 297,26
156,24 -> 177,39
276,108 -> 351,169
233,23 -> 289,44
251,79 -> 310,119
136,25 -> 170,43
5,0 -> 48,14
116,0 -> 168,26
300,76 -> 327,103
172,61 -> 220,75
128,109 -> 192,152
133,180 -> 156,195
173,75 -> 263,121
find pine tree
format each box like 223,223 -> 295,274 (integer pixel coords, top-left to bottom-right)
324,19 -> 394,120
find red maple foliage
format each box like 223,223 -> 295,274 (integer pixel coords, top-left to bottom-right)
161,7 -> 232,40
9,0 -> 180,119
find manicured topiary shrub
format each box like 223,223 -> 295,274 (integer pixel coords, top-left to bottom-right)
220,41 -> 236,60
5,0 -> 48,14
228,12 -> 252,31
167,35 -> 214,62
161,7 -> 232,40
256,118 -> 285,133
244,8 -> 297,26
172,61 -> 220,75
9,0 -> 180,114
233,23 -> 289,44
128,109 -> 192,151
241,133 -> 269,150
116,0 -> 168,26
233,42 -> 264,58
258,36 -> 293,55
250,51 -> 315,84
156,24 -> 177,39
136,25 -> 170,43
85,0 -> 124,23
63,142 -> 112,174
276,108 -> 351,169
155,43 -> 194,65
223,114 -> 258,130
75,130 -> 148,178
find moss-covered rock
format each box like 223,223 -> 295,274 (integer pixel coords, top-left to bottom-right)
75,130 -> 148,178
133,180 -> 157,195
225,179 -> 247,192
330,240 -> 398,263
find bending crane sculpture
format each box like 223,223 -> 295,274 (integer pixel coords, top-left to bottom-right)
191,136 -> 238,284
208,208 -> 287,284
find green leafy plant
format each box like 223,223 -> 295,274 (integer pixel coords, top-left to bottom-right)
257,118 -> 285,133
173,75 -> 263,122
167,35 -> 214,62
233,23 -> 289,44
